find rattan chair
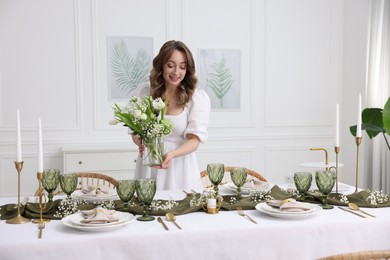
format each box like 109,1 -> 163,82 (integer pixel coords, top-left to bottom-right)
200,166 -> 267,188
320,250 -> 390,260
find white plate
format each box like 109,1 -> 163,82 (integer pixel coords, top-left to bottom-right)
62,212 -> 135,232
72,190 -> 118,203
225,181 -> 271,194
69,211 -> 130,227
255,203 -> 322,219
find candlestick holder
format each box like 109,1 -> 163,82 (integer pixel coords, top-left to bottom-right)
354,137 -> 362,193
310,148 -> 329,171
6,161 -> 30,224
334,146 -> 340,193
32,172 -> 49,224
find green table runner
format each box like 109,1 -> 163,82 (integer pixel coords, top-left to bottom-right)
1,186 -> 389,221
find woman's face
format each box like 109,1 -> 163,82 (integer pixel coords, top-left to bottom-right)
162,49 -> 187,88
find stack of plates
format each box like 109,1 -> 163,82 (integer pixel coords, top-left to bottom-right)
72,190 -> 118,203
255,202 -> 322,219
61,211 -> 135,232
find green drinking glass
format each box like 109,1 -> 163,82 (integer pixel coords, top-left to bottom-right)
135,178 -> 157,221
230,167 -> 248,199
116,180 -> 136,211
315,170 -> 336,209
293,172 -> 312,201
42,169 -> 60,202
59,173 -> 78,199
207,163 -> 224,193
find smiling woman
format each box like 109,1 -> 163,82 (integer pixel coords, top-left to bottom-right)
131,40 -> 211,191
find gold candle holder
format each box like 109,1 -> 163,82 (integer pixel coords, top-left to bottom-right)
354,137 -> 362,193
334,146 -> 340,193
32,172 -> 49,224
6,161 -> 30,224
310,148 -> 329,171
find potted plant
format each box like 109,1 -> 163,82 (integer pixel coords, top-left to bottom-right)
350,97 -> 390,151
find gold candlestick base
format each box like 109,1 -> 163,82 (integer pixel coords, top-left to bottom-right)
32,172 -> 49,224
354,137 -> 362,193
6,161 -> 30,224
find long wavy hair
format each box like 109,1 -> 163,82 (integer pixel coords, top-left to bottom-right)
149,40 -> 197,105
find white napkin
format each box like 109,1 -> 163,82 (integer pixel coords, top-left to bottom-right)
81,184 -> 111,196
242,179 -> 269,189
266,199 -> 311,212
80,206 -> 119,224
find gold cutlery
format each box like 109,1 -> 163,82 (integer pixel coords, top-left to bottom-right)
237,207 -> 257,224
182,190 -> 190,196
338,206 -> 366,218
165,213 -> 182,230
348,202 -> 376,218
191,189 -> 197,194
157,217 -> 169,231
38,222 -> 45,239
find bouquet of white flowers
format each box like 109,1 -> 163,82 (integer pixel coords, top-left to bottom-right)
111,96 -> 172,166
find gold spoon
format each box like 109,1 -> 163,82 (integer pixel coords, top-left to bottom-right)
165,212 -> 182,230
348,202 -> 376,218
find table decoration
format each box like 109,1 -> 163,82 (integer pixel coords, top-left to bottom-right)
116,180 -> 136,211
111,96 -> 172,167
135,178 -> 156,221
315,170 -> 336,209
6,161 -> 30,224
207,163 -> 224,194
201,189 -> 222,214
59,173 -> 78,199
42,169 -> 60,202
293,172 -> 312,201
230,167 -> 248,199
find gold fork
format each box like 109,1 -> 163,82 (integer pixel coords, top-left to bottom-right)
38,221 -> 45,239
237,207 -> 257,224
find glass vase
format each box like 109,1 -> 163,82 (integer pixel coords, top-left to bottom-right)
143,137 -> 164,167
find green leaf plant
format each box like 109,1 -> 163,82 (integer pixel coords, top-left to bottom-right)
350,97 -> 390,151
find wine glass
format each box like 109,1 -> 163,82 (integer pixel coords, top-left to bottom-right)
135,178 -> 157,221
59,173 -> 78,199
315,170 -> 336,209
293,172 -> 312,201
116,180 -> 136,211
207,163 -> 224,193
42,169 -> 60,202
230,167 -> 247,199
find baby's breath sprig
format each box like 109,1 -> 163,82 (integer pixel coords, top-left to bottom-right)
150,198 -> 179,211
93,199 -> 115,210
189,194 -> 204,207
54,197 -> 87,218
249,189 -> 274,203
365,189 -> 389,205
229,197 -> 237,204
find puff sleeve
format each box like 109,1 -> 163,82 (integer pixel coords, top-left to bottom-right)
184,88 -> 211,143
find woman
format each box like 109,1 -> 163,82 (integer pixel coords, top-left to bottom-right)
132,40 -> 211,191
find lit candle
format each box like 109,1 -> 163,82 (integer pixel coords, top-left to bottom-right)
16,110 -> 22,162
207,198 -> 217,209
356,93 -> 362,138
38,118 -> 43,173
335,104 -> 339,147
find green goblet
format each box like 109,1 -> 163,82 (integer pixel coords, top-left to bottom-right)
207,163 -> 224,193
293,172 -> 312,201
315,170 -> 336,209
42,169 -> 60,202
230,167 -> 248,199
116,180 -> 136,211
59,173 -> 78,199
135,178 -> 157,221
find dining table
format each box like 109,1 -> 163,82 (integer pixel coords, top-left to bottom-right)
0,183 -> 389,260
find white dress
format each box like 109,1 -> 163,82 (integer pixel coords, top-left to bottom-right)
133,85 -> 211,191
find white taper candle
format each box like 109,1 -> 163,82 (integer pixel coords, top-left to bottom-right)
335,104 -> 339,147
16,110 -> 22,162
38,118 -> 43,173
356,93 -> 362,138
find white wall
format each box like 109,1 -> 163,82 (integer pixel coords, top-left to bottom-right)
0,0 -> 370,196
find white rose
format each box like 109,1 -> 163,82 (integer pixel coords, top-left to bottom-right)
152,98 -> 165,110
132,110 -> 142,118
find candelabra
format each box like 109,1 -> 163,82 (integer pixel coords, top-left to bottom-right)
6,161 -> 30,224
355,137 -> 362,193
334,146 -> 340,193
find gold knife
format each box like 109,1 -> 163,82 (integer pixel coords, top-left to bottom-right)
38,222 -> 45,239
157,217 -> 169,231
338,207 -> 366,218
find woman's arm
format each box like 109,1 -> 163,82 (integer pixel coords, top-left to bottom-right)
160,134 -> 200,169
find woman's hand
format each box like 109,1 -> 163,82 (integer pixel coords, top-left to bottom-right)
131,135 -> 145,156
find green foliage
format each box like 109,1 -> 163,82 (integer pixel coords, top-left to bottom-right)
111,41 -> 151,96
206,57 -> 234,106
350,97 -> 390,150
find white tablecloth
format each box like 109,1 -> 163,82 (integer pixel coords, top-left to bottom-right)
1,185 -> 389,260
